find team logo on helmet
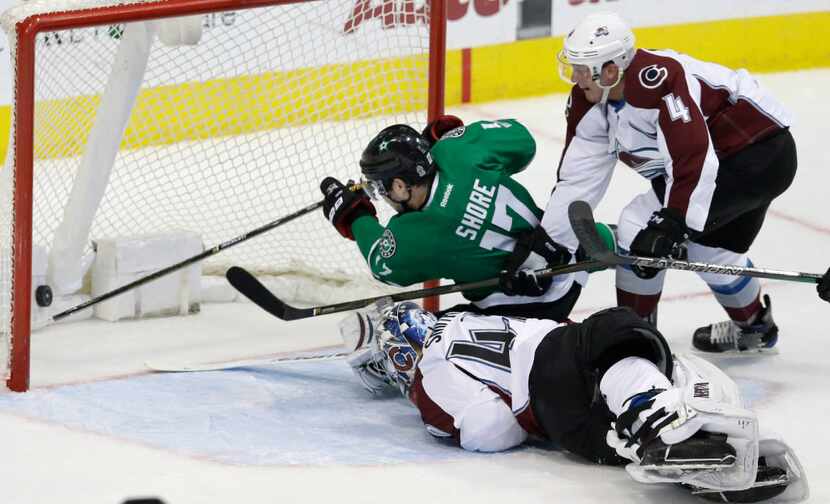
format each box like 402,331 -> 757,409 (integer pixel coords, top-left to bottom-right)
379,229 -> 397,258
594,26 -> 610,38
378,140 -> 390,152
387,346 -> 417,373
638,64 -> 669,89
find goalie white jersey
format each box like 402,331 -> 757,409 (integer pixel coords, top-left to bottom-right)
410,311 -> 564,451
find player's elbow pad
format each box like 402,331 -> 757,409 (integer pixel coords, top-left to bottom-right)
458,398 -> 527,452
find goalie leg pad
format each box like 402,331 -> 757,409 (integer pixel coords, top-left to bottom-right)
683,436 -> 808,503
683,460 -> 790,503
624,354 -> 760,491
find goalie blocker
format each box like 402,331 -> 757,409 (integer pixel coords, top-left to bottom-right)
339,302 -> 808,503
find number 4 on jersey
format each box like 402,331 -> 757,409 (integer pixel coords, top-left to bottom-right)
662,93 -> 691,123
447,318 -> 516,371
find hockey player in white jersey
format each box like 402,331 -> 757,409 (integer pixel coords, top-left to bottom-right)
542,12 -> 797,353
340,301 -> 808,503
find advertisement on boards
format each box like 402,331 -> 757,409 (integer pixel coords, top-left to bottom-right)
446,0 -> 517,49
552,0 -> 830,35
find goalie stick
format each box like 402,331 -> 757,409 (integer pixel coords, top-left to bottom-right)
227,259 -> 604,321
567,200 -> 824,284
145,346 -> 350,372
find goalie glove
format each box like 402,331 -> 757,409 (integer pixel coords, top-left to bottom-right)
346,348 -> 395,394
338,310 -> 380,353
339,299 -> 396,394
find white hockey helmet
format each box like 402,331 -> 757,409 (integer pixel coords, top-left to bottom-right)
557,12 -> 636,86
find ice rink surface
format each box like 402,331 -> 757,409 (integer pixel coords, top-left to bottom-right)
1,69 -> 829,504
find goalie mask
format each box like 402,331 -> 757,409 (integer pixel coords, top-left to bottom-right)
359,124 -> 435,202
378,301 -> 436,396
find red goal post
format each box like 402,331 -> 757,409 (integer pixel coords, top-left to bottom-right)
1,0 -> 446,391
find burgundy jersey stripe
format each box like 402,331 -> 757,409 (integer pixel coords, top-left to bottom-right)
485,383 -> 545,438
699,79 -> 783,158
626,50 -> 710,218
410,369 -> 460,443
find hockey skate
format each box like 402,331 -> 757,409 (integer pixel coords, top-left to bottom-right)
692,295 -> 778,354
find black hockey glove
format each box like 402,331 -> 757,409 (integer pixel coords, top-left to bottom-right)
629,208 -> 689,279
817,267 -> 830,303
499,226 -> 572,297
320,177 -> 377,241
421,114 -> 464,147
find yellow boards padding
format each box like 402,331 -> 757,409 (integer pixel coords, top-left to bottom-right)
27,55 -> 430,161
465,11 -> 830,103
0,105 -> 9,166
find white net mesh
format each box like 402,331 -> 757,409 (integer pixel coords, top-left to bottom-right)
0,128 -> 12,380
0,0 -> 436,384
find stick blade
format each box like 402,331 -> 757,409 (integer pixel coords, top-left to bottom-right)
567,200 -> 621,265
226,266 -> 310,321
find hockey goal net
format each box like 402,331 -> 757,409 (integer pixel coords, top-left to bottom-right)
0,0 -> 446,391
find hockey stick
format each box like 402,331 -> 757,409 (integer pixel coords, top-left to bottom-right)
47,197 -> 330,324
227,259 -> 605,321
567,200 -> 824,284
145,346 -> 350,373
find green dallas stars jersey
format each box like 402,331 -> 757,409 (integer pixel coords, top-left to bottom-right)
350,119 -> 543,302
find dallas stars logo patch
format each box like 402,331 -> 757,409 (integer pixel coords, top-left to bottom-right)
380,229 -> 397,258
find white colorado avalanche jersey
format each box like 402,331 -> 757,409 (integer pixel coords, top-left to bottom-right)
409,311 -> 563,452
541,48 -> 792,250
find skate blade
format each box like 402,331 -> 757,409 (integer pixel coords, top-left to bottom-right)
691,346 -> 779,358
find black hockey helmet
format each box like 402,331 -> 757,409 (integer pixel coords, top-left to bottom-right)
359,124 -> 436,199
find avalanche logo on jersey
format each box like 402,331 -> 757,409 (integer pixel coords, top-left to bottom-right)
638,64 -> 669,89
379,229 -> 397,258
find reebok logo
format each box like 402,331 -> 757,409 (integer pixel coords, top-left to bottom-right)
440,184 -> 454,207
693,382 -> 710,398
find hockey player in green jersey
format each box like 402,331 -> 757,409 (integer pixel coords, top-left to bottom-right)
320,116 -> 612,320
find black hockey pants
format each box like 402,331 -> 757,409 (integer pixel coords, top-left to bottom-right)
438,282 -> 582,322
652,128 -> 797,253
528,307 -> 672,466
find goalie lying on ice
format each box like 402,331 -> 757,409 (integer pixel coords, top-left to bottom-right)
339,302 -> 808,503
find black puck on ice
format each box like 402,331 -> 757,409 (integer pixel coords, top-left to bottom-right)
35,285 -> 53,307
